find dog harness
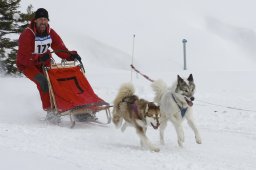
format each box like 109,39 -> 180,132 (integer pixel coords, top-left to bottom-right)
121,96 -> 160,129
121,97 -> 141,118
172,94 -> 188,118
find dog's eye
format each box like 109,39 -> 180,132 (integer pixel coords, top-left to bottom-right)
153,115 -> 160,119
185,88 -> 190,93
152,115 -> 157,119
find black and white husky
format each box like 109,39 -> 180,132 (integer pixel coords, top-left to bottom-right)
151,74 -> 202,147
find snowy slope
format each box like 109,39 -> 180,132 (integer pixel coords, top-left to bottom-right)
20,0 -> 256,71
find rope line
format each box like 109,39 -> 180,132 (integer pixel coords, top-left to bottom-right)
130,64 -> 154,82
130,64 -> 256,113
196,100 -> 256,113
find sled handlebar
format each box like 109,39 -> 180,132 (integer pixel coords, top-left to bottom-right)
50,50 -> 85,73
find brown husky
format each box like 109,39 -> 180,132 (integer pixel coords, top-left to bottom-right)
112,82 -> 161,152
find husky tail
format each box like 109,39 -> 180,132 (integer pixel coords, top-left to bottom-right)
113,82 -> 135,106
151,79 -> 168,104
112,82 -> 135,128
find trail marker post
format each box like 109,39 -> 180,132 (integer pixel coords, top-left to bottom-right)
182,39 -> 187,70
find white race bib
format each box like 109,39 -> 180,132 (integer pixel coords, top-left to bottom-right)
34,35 -> 52,54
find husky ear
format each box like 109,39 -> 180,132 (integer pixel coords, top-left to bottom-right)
145,103 -> 149,113
187,74 -> 193,82
177,75 -> 184,84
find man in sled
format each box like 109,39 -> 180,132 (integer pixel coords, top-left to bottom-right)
16,8 -> 95,124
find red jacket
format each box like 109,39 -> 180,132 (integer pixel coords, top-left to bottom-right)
16,21 -> 71,71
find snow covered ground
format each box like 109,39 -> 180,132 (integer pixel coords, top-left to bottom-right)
1,70 -> 256,170
1,0 -> 256,169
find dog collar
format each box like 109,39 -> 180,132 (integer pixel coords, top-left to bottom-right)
172,94 -> 188,118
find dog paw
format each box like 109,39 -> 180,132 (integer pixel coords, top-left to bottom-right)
151,147 -> 160,152
195,135 -> 202,144
196,139 -> 202,144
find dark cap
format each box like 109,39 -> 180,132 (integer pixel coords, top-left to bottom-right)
35,8 -> 49,20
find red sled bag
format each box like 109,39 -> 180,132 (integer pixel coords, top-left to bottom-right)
46,66 -> 108,113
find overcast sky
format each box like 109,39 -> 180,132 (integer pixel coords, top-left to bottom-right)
19,0 -> 256,72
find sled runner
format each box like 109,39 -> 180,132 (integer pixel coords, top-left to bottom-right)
43,53 -> 111,127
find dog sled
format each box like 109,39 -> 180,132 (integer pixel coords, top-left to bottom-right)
43,51 -> 111,128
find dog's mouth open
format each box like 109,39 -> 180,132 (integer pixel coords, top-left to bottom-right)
151,122 -> 160,129
185,97 -> 194,107
150,119 -> 160,129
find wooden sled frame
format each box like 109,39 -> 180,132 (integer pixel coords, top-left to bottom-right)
43,59 -> 112,128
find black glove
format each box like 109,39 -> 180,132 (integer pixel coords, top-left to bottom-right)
70,53 -> 81,62
39,53 -> 50,63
